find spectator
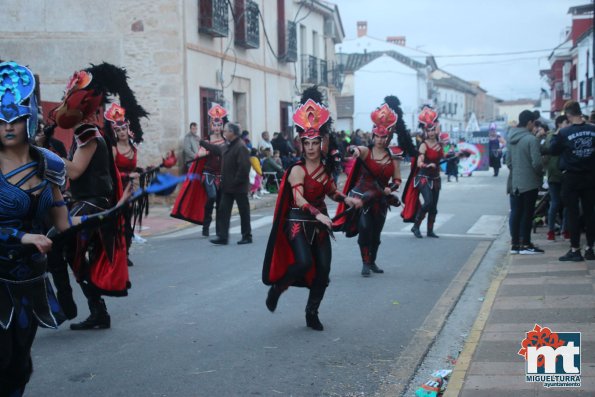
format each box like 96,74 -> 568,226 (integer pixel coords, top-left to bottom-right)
34,122 -> 68,158
258,131 -> 273,155
262,148 -> 284,175
241,130 -> 253,150
542,115 -> 568,241
488,124 -> 504,176
249,148 -> 263,199
200,122 -> 252,245
550,100 -> 595,261
506,110 -> 544,255
182,122 -> 200,171
272,150 -> 283,168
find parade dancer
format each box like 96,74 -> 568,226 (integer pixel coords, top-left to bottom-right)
262,87 -> 361,331
0,61 -> 67,396
49,63 -> 147,330
402,105 -> 444,238
0,62 -> 132,395
171,104 -> 227,237
333,103 -> 402,277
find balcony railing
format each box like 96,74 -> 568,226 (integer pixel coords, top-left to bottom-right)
301,55 -> 332,86
279,20 -> 297,62
328,61 -> 344,91
199,0 -> 229,37
235,0 -> 259,49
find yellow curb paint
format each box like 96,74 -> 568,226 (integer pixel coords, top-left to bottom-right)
443,253 -> 511,397
378,241 -> 492,397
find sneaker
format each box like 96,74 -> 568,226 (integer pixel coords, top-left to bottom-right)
519,244 -> 544,255
133,234 -> 147,244
510,245 -> 520,254
559,249 -> 584,262
547,231 -> 555,241
563,231 -> 571,240
584,248 -> 595,261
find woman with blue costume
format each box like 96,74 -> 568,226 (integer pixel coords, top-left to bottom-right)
0,61 -> 72,396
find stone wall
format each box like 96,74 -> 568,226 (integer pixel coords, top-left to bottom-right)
0,0 -> 185,167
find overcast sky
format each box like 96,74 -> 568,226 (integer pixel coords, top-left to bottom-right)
335,0 -> 591,100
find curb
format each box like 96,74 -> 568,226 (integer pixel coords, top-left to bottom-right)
442,252 -> 511,396
378,240 -> 492,397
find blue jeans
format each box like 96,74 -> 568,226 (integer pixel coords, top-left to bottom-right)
547,182 -> 564,232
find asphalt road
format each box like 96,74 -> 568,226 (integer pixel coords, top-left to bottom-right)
27,169 -> 510,397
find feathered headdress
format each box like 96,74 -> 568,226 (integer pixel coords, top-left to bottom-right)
418,105 -> 438,130
0,61 -> 39,139
51,62 -> 149,143
104,103 -> 127,125
208,103 -> 228,128
370,103 -> 397,137
293,86 -> 332,140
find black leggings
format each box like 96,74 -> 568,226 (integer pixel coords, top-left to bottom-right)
357,206 -> 387,264
417,183 -> 440,221
277,220 -> 331,305
0,316 -> 38,396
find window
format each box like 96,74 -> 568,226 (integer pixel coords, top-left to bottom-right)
234,0 -> 259,49
199,0 -> 229,37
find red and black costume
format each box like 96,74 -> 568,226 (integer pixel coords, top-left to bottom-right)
263,88 -> 346,331
49,63 -> 147,330
334,103 -> 401,276
402,106 -> 443,238
105,103 -> 143,266
171,104 -> 227,237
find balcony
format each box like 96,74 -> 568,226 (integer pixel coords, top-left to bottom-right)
199,0 -> 229,38
301,55 -> 330,87
234,0 -> 259,49
278,20 -> 297,62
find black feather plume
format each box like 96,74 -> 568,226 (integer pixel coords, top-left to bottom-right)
86,62 -> 149,143
384,95 -> 417,157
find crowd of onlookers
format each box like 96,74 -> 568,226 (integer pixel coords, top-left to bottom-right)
507,101 -> 595,262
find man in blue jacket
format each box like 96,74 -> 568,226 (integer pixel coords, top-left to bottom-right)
550,100 -> 595,262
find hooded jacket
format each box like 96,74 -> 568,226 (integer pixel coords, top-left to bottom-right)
505,126 -> 543,194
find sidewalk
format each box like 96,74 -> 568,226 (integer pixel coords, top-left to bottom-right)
136,193 -> 279,238
445,231 -> 595,396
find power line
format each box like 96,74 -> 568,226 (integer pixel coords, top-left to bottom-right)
432,48 -> 556,58
442,56 -> 547,67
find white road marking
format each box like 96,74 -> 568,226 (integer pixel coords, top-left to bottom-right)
229,215 -> 274,234
466,215 -> 506,236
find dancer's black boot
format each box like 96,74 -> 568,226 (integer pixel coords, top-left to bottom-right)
427,214 -> 439,238
70,298 -> 110,330
266,284 -> 284,312
369,243 -> 384,273
305,289 -> 325,331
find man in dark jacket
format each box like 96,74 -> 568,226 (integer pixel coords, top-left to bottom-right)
200,122 -> 252,245
550,100 -> 595,262
506,110 -> 544,255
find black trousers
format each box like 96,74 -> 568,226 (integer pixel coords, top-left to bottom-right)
277,220 -> 332,309
357,205 -> 387,264
417,183 -> 440,221
509,188 -> 538,246
562,172 -> 595,249
0,315 -> 38,396
216,192 -> 251,240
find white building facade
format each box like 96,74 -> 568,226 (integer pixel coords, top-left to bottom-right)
0,0 -> 344,164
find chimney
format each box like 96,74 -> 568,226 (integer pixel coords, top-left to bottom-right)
357,21 -> 367,37
386,36 -> 406,46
